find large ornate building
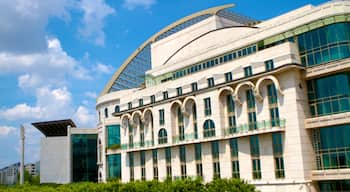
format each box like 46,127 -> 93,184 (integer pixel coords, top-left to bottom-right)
96,1 -> 350,191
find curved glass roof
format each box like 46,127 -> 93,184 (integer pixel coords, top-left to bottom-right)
101,4 -> 258,95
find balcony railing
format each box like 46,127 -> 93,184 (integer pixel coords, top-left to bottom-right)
223,119 -> 286,136
121,140 -> 154,150
120,119 -> 286,150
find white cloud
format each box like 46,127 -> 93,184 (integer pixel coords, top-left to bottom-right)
123,0 -> 156,10
0,126 -> 16,136
73,106 -> 96,128
85,91 -> 97,99
93,62 -> 114,74
0,38 -> 93,90
0,86 -> 73,122
78,0 -> 115,46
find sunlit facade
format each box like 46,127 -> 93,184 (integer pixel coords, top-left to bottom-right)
97,1 -> 350,191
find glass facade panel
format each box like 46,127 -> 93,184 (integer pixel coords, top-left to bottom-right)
72,134 -> 98,182
319,180 -> 350,192
313,124 -> 350,170
298,22 -> 350,67
307,72 -> 350,117
107,154 -> 121,180
107,125 -> 120,148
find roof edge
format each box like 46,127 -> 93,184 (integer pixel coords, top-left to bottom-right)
99,4 -> 235,96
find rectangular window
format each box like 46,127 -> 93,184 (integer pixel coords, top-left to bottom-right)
165,147 -> 172,178
244,66 -> 253,77
107,125 -> 120,147
163,91 -> 168,100
230,138 -> 239,178
207,77 -> 215,88
265,59 -> 274,71
129,152 -> 134,181
248,112 -> 257,130
152,149 -> 158,180
250,135 -> 261,179
267,84 -> 278,104
140,151 -> 146,180
139,99 -> 143,107
204,97 -> 212,116
246,89 -> 255,109
252,159 -> 262,179
272,133 -> 285,178
107,155 -> 122,180
250,135 -> 260,156
212,141 -> 220,178
128,102 -> 132,110
270,107 -> 280,127
150,95 -> 155,103
225,72 -> 233,82
212,141 -> 220,160
176,87 -> 182,96
195,143 -> 202,161
159,109 -> 165,125
191,82 -> 198,92
180,145 -> 186,178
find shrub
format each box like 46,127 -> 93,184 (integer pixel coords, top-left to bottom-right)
0,178 -> 257,192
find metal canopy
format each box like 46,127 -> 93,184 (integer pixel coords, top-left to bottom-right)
32,119 -> 76,137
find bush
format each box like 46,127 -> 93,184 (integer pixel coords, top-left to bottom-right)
0,178 -> 257,192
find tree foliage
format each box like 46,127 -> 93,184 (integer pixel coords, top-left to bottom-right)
0,178 -> 258,192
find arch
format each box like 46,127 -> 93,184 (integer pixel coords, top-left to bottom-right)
233,81 -> 255,105
142,107 -> 153,124
121,113 -> 132,128
182,96 -> 197,116
218,86 -> 234,97
170,100 -> 183,109
254,75 -> 283,102
158,128 -> 168,144
203,119 -> 216,137
131,110 -> 143,125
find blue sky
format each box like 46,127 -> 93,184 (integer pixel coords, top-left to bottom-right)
0,0 -> 328,168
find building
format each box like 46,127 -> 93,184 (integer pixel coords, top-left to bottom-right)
0,163 -> 19,185
24,162 -> 38,177
33,119 -> 98,184
96,1 -> 350,192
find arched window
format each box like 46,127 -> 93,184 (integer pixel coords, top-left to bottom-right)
115,105 -> 120,113
203,119 -> 215,137
158,128 -> 168,144
104,108 -> 108,118
98,139 -> 102,163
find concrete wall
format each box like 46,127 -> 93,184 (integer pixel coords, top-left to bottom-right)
40,136 -> 70,184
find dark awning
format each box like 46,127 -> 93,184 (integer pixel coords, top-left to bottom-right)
32,119 -> 76,137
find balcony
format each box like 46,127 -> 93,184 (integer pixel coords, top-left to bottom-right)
305,112 -> 350,129
121,140 -> 154,150
306,57 -> 350,79
311,169 -> 350,181
120,119 -> 286,151
223,119 -> 286,137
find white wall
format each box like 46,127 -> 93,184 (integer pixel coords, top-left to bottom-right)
40,136 -> 70,184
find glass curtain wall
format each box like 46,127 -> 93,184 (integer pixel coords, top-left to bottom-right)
72,134 -> 98,182
307,72 -> 350,117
